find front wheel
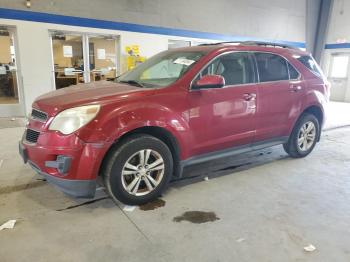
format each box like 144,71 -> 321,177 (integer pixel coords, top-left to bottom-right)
283,113 -> 320,158
103,134 -> 173,205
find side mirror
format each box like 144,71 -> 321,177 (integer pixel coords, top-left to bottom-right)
192,74 -> 225,90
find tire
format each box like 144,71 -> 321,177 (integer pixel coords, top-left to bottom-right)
103,134 -> 173,205
283,113 -> 320,158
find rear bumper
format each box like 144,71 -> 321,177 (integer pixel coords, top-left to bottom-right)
28,160 -> 96,198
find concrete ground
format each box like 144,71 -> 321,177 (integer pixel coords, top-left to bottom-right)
0,102 -> 350,262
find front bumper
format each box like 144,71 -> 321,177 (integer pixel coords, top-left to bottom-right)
19,130 -> 111,198
28,160 -> 96,198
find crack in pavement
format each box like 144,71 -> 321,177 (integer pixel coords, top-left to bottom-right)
33,195 -> 152,243
116,203 -> 152,242
55,197 -> 109,211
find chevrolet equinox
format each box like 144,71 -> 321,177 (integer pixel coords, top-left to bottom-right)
19,41 -> 329,205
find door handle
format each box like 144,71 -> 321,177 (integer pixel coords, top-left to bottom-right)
290,85 -> 302,92
243,93 -> 257,101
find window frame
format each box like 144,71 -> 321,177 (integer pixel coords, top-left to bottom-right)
190,51 -> 258,90
287,61 -> 301,80
253,52 -> 301,83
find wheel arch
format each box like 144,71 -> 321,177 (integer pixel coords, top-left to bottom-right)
291,104 -> 324,142
303,105 -> 324,129
99,126 -> 182,179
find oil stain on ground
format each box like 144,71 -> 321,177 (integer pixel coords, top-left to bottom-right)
173,211 -> 220,224
139,198 -> 166,211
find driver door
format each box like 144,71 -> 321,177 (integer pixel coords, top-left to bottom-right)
187,52 -> 258,156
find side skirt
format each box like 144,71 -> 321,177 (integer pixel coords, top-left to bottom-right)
178,136 -> 289,178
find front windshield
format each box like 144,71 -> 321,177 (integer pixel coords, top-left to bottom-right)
116,50 -> 204,88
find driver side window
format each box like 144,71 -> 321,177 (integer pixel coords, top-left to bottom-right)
197,52 -> 255,86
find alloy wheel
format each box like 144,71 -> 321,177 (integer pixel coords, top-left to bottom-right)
121,149 -> 165,196
297,121 -> 316,151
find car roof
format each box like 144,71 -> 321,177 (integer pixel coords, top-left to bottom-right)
173,41 -> 309,57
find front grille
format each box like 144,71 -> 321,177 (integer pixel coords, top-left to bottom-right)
31,108 -> 48,122
25,129 -> 40,143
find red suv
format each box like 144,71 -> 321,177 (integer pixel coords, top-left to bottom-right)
19,42 -> 329,205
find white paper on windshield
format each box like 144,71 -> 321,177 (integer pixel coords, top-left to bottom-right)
173,58 -> 195,66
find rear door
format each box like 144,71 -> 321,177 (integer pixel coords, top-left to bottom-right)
187,52 -> 258,155
253,52 -> 305,142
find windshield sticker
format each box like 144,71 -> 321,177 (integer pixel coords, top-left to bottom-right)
173,58 -> 195,66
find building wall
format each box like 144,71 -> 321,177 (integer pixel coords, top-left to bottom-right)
325,0 -> 349,43
0,1 -> 308,116
0,0 -> 306,43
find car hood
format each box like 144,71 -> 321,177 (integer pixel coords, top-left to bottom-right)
33,81 -> 147,114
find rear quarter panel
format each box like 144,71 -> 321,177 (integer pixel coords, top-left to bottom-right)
287,55 -> 328,131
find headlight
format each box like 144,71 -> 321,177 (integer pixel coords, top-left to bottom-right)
49,105 -> 100,135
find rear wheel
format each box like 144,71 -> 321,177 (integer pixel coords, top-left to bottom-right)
283,113 -> 320,158
103,134 -> 173,205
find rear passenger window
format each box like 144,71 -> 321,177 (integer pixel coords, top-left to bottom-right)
287,62 -> 300,79
198,52 -> 255,86
255,53 -> 289,82
297,55 -> 323,78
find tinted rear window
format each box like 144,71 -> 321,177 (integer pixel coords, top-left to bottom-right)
297,55 -> 322,78
255,53 -> 289,82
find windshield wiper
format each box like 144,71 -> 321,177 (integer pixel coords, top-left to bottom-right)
119,80 -> 145,88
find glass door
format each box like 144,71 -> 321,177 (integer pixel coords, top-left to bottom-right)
51,32 -> 86,89
0,26 -> 23,116
87,35 -> 117,81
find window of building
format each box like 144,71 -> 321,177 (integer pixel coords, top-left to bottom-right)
198,52 -> 255,86
0,27 -> 19,105
51,31 -> 118,89
255,53 -> 289,82
52,33 -> 84,89
88,35 -> 117,82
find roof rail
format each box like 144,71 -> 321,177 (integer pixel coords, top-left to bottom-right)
199,41 -> 298,49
